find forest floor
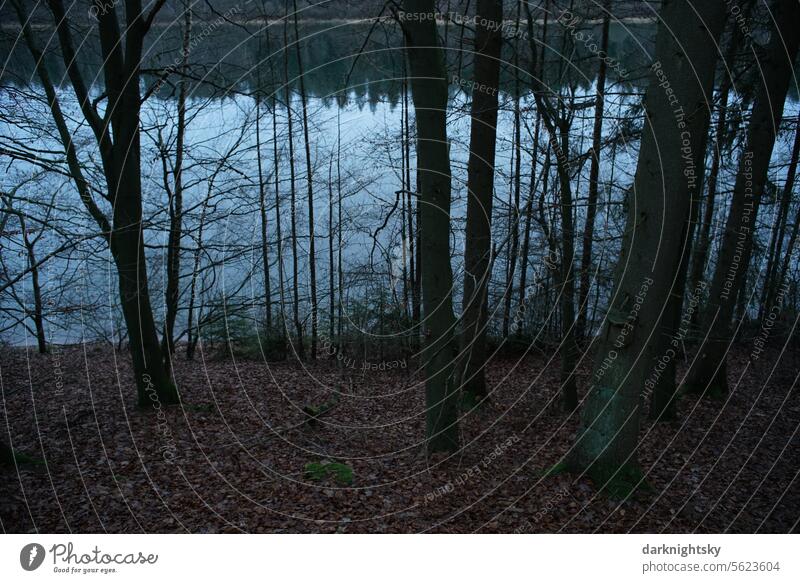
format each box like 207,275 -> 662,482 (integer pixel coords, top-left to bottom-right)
1,342 -> 798,533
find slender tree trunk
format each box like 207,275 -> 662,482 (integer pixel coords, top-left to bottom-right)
328,152 -> 336,342
403,68 -> 419,350
284,10 -> 306,360
686,6 -> 750,323
685,0 -> 800,396
261,20 -> 287,344
336,107 -> 344,347
402,0 -> 459,453
555,123 -> 579,412
20,216 -> 46,354
517,112 -> 542,336
162,2 -> 191,369
293,0 -> 318,359
567,0 -> 727,491
273,89 -> 287,341
256,99 -> 273,332
760,121 -> 800,317
457,0 -> 503,401
525,2 -> 578,412
185,185 -> 212,361
577,6 -> 609,341
502,75 -> 522,339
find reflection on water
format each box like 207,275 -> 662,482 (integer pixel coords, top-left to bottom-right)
1,20 -> 795,348
2,20 -> 655,103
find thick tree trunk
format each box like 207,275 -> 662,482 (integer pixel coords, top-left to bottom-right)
110,103 -> 178,405
458,0 -> 503,401
567,0 -> 726,493
685,0 -> 800,396
402,0 -> 459,454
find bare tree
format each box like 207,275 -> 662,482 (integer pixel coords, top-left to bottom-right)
12,0 -> 178,405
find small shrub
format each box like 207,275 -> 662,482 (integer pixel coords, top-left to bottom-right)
304,460 -> 354,485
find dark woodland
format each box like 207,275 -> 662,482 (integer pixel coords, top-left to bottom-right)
0,0 -> 798,533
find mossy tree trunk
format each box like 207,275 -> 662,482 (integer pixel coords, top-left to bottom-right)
567,0 -> 727,493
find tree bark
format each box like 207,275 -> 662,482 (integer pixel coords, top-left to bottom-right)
567,0 -> 726,492
458,0 -> 503,401
686,3 -> 752,324
685,0 -> 800,396
402,0 -> 459,453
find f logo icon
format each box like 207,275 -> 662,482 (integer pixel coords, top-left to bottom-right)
20,543 -> 45,571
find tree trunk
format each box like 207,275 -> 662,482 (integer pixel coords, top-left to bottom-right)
284,10 -> 306,360
686,4 -> 752,324
20,215 -> 47,354
760,121 -> 800,318
776,125 -> 800,296
517,113 -> 542,337
685,0 -> 800,396
525,2 -> 578,412
273,86 -> 287,342
163,2 -> 192,367
328,152 -> 336,343
567,0 -> 727,493
336,108 -> 344,347
256,99 -> 273,333
458,0 -> 503,402
402,0 -> 459,454
577,6 -> 609,341
293,0 -> 318,359
17,0 -> 178,406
